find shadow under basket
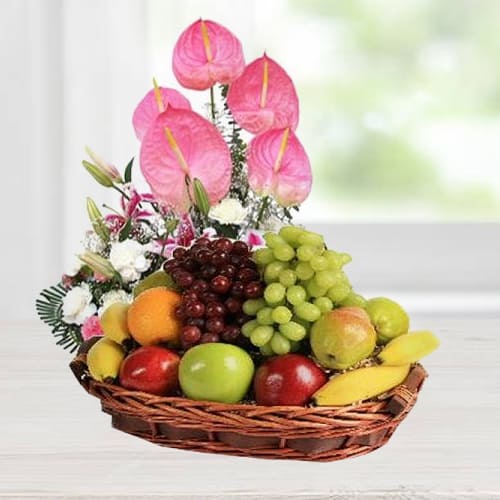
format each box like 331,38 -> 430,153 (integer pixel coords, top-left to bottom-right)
70,354 -> 427,462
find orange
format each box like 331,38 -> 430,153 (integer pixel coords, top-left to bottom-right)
127,287 -> 182,346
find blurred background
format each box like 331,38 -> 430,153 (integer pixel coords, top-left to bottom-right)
1,0 -> 499,321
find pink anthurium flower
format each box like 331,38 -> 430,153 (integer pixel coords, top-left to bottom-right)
173,19 -> 245,90
132,80 -> 191,140
140,107 -> 232,213
247,127 -> 312,207
227,54 -> 299,135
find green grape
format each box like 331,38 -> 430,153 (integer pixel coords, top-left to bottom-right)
242,298 -> 266,316
314,270 -> 337,289
286,285 -> 307,305
264,261 -> 288,283
294,302 -> 321,322
323,250 -> 343,270
241,319 -> 259,337
306,279 -> 329,298
314,296 -> 334,314
341,292 -> 367,308
295,262 -> 314,280
263,232 -> 286,249
310,255 -> 328,272
256,307 -> 274,325
264,282 -> 286,304
260,342 -> 274,356
273,244 -> 295,262
253,248 -> 274,266
279,269 -> 297,287
338,252 -> 352,266
298,231 -> 324,248
279,226 -> 305,247
270,332 -> 291,355
271,305 -> 293,324
250,325 -> 274,346
327,282 -> 352,303
296,244 -> 318,262
279,321 -> 307,341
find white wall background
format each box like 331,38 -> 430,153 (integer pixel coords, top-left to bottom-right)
1,0 -> 499,322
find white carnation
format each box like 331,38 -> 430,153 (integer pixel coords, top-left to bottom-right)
109,239 -> 151,283
99,289 -> 133,316
209,198 -> 248,225
62,283 -> 96,325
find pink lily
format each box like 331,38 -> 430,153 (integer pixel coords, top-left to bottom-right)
227,54 -> 299,135
173,19 -> 245,90
140,107 -> 232,213
247,127 -> 312,207
132,81 -> 191,141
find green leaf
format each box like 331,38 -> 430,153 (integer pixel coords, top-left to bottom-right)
124,157 -> 134,183
119,218 -> 133,242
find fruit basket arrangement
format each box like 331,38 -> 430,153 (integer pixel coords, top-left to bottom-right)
37,19 -> 439,462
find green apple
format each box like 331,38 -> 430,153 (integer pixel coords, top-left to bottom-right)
310,306 -> 376,369
179,343 -> 255,403
365,297 -> 409,344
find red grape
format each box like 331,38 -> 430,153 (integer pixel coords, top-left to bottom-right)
231,240 -> 249,255
230,281 -> 245,298
206,317 -> 225,334
221,325 -> 240,342
210,275 -> 231,294
173,247 -> 187,260
185,301 -> 205,318
224,297 -> 242,314
205,302 -> 226,318
186,317 -> 205,329
181,325 -> 201,346
244,281 -> 263,298
200,332 -> 220,343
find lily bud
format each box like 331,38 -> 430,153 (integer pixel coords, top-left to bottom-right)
86,198 -> 110,242
85,146 -> 123,183
193,177 -> 210,216
82,160 -> 114,188
78,251 -> 117,280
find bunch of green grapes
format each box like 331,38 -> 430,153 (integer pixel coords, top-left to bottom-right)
241,226 -> 363,356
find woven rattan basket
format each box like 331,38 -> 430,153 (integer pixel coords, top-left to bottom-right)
70,353 -> 427,462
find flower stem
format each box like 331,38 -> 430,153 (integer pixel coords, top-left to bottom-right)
112,184 -> 130,200
209,85 -> 216,122
257,196 -> 270,228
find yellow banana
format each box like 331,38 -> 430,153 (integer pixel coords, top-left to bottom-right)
100,302 -> 131,346
378,330 -> 439,366
312,364 -> 410,406
87,337 -> 125,382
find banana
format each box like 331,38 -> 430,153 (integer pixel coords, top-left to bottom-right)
100,302 -> 132,346
378,330 -> 439,366
312,364 -> 410,406
86,337 -> 126,382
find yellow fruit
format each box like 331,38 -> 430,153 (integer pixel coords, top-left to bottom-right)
100,302 -> 131,346
366,297 -> 409,344
133,270 -> 178,298
312,364 -> 410,406
127,287 -> 182,346
87,337 -> 125,382
378,330 -> 440,366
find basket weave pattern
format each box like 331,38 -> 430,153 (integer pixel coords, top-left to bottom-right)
70,355 -> 427,461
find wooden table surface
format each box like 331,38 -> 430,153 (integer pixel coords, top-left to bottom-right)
1,314 -> 499,499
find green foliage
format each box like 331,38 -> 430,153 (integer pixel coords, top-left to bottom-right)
36,284 -> 83,353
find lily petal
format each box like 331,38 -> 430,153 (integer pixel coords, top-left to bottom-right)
227,54 -> 299,134
247,127 -> 312,206
132,85 -> 191,140
173,19 -> 245,90
140,107 -> 232,213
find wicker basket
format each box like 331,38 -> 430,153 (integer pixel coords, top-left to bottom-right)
70,354 -> 427,462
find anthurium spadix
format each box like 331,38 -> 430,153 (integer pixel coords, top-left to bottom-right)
173,19 -> 245,90
140,107 -> 232,213
247,127 -> 312,207
227,54 -> 299,135
132,80 -> 191,140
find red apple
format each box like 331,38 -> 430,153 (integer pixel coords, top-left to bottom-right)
119,345 -> 180,396
254,354 -> 328,406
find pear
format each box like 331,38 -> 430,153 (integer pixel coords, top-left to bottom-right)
133,270 -> 178,298
86,337 -> 125,382
365,297 -> 409,344
100,302 -> 132,346
310,307 -> 376,370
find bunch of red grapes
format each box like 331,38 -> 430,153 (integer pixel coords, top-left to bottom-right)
164,237 -> 264,348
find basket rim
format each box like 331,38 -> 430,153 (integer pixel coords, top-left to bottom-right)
70,353 -> 427,415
